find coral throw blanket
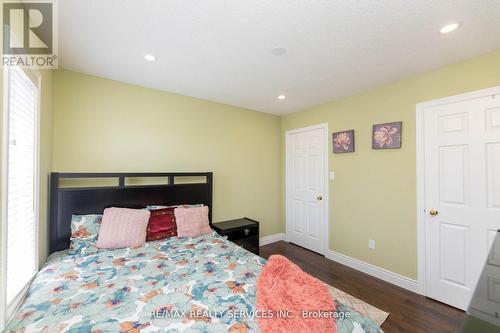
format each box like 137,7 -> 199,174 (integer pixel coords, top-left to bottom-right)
256,255 -> 337,333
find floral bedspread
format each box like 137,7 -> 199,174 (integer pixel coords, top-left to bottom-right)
6,232 -> 383,333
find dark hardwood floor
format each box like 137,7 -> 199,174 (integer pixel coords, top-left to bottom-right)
260,241 -> 465,333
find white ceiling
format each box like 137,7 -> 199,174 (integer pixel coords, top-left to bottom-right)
59,0 -> 500,115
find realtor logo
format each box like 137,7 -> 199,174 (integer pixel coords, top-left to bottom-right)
2,0 -> 58,68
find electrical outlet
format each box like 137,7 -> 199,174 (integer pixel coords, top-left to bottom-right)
368,239 -> 376,250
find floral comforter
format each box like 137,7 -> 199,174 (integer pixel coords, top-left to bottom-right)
6,232 -> 383,333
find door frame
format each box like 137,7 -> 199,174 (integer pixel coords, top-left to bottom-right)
416,86 -> 500,296
285,123 -> 329,256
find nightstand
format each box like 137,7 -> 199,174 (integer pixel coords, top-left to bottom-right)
213,218 -> 259,255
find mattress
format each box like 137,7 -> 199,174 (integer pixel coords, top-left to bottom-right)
5,232 -> 383,332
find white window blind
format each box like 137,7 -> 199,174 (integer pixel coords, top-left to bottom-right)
5,67 -> 39,306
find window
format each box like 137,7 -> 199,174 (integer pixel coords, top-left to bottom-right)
2,67 -> 40,319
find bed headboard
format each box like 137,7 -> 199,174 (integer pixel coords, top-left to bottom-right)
49,172 -> 213,254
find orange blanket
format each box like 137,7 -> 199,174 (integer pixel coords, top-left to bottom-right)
256,255 -> 337,333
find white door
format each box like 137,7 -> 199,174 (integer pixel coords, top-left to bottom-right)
468,234 -> 500,326
286,124 -> 328,254
423,90 -> 500,310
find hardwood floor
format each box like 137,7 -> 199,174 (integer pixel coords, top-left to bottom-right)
260,241 -> 465,333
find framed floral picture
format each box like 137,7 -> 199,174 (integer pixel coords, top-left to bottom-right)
372,121 -> 402,149
332,130 -> 355,153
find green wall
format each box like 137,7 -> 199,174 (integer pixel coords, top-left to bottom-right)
51,70 -> 283,238
281,48 -> 500,279
38,70 -> 54,263
3,48 -> 500,277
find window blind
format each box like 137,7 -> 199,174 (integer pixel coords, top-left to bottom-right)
5,67 -> 38,306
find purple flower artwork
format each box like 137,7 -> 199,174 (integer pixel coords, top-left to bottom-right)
372,121 -> 402,149
332,130 -> 355,153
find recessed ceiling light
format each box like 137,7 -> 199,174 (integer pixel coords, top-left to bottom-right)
144,54 -> 156,61
440,23 -> 460,34
271,47 -> 287,56
278,95 -> 286,100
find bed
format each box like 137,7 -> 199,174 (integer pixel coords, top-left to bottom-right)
5,172 -> 384,333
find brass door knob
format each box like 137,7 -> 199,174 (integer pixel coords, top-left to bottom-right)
317,195 -> 323,201
429,209 -> 439,216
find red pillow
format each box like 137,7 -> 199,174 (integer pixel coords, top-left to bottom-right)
146,207 -> 177,241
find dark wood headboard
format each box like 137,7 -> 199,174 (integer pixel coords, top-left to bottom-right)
49,172 -> 213,254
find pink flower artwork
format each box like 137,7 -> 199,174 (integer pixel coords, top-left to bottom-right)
372,122 -> 402,149
332,130 -> 355,153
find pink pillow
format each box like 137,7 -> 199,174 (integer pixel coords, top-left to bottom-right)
96,207 -> 150,249
175,206 -> 211,237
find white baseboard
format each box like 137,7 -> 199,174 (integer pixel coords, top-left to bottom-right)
325,250 -> 419,294
260,233 -> 286,246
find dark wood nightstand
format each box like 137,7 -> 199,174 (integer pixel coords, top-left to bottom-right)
212,218 -> 259,255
